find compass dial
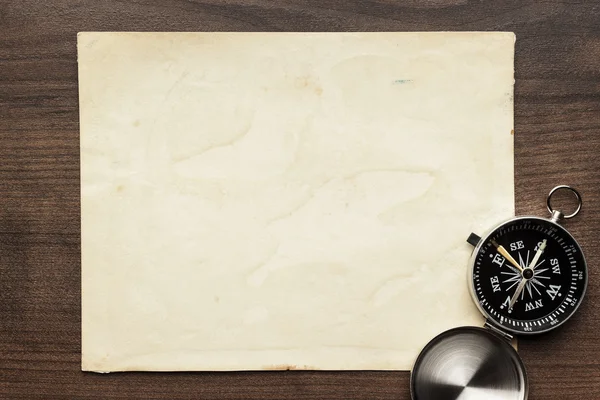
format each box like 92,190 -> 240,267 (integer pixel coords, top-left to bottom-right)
469,217 -> 587,334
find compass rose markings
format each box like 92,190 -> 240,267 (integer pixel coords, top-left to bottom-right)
501,246 -> 551,301
531,277 -> 546,288
518,252 -> 525,269
502,270 -> 521,292
502,272 -> 521,281
530,282 -> 542,296
525,281 -> 533,298
505,281 -> 520,292
504,264 -> 521,275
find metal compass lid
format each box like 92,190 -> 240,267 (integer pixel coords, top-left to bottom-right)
410,326 -> 527,400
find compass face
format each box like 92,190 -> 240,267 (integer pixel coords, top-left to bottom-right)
470,217 -> 587,334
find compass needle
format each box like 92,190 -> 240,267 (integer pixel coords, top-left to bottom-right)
491,239 -> 524,273
529,239 -> 547,270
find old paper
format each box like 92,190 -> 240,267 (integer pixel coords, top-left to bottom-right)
79,32 -> 515,372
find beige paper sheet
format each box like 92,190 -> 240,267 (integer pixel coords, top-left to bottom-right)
79,32 -> 515,372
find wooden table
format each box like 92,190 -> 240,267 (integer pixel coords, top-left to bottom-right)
1,1 -> 599,399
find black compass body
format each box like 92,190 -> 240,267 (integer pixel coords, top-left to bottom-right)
468,216 -> 587,334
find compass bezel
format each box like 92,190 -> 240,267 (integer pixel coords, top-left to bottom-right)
468,216 -> 588,335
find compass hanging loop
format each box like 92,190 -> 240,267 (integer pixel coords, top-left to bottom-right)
547,185 -> 582,221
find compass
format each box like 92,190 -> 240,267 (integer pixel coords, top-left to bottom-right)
410,185 -> 588,400
467,185 -> 587,335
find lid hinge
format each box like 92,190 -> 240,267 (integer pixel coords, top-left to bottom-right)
484,320 -> 513,341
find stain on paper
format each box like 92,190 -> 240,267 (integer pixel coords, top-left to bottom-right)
264,364 -> 316,371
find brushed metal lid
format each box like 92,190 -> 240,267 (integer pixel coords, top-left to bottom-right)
411,327 -> 527,400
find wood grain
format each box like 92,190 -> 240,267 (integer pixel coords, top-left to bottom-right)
1,0 -> 599,398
